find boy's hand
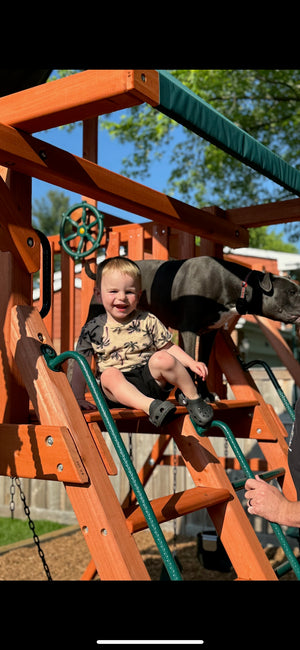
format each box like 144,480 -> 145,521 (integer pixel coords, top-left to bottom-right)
189,360 -> 209,380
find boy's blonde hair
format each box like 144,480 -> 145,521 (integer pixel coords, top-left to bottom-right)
96,256 -> 141,288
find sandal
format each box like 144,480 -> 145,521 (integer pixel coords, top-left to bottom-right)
176,391 -> 214,427
149,399 -> 176,427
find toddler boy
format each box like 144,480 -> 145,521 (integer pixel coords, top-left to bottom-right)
71,256 -> 213,427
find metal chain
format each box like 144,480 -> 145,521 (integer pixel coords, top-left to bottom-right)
224,436 -> 229,473
171,440 -> 183,574
128,432 -> 133,505
10,477 -> 15,520
12,477 -> 53,581
172,438 -> 177,552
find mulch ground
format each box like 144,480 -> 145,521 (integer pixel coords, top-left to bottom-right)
0,526 -> 297,581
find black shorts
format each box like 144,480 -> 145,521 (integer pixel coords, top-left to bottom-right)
100,362 -> 173,409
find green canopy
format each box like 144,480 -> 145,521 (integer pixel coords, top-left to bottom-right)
157,70 -> 300,197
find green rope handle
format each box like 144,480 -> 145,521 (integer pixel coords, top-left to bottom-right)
41,344 -> 299,579
41,344 -> 182,581
195,418 -> 300,580
243,359 -> 295,421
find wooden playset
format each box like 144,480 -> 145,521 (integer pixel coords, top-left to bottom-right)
1,69 -> 300,580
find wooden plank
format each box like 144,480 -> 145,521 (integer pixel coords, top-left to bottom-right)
88,422 -> 118,476
0,171 -> 33,425
0,122 -> 249,247
0,70 -> 160,133
84,399 -> 277,441
80,118 -> 99,328
170,414 -> 277,580
209,403 -> 278,441
255,315 -> 300,387
152,224 -> 169,259
214,329 -> 297,501
227,196 -> 300,227
39,238 -> 55,340
127,225 -> 145,259
60,250 -> 75,354
177,231 -> 195,259
106,230 -> 120,257
0,424 -> 88,483
0,251 -> 30,424
0,176 -> 40,273
124,486 -> 231,533
10,305 -> 150,580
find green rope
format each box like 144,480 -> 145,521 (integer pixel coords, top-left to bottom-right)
194,418 -> 300,580
243,359 -> 295,421
41,344 -> 300,579
41,345 -> 182,581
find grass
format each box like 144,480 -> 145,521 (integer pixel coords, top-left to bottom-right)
0,517 -> 66,547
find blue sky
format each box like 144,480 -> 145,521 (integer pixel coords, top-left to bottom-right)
32,115 -> 173,225
32,117 -> 299,251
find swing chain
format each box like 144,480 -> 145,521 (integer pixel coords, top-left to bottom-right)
128,432 -> 133,505
10,477 -> 15,519
172,438 -> 177,551
11,477 -> 53,581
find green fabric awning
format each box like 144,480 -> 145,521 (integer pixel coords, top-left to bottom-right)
157,70 -> 300,197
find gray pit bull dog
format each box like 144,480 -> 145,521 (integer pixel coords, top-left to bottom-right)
87,256 -> 300,397
136,256 -> 300,335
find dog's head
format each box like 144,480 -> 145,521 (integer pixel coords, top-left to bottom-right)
258,273 -> 300,324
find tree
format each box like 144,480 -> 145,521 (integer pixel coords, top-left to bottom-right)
100,69 -> 300,243
32,190 -> 70,236
248,227 -> 298,252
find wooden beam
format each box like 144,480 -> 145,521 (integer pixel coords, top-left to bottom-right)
0,176 -> 40,272
124,486 -> 231,533
0,70 -> 160,133
0,172 -> 33,425
255,315 -> 300,387
171,414 -> 277,580
80,118 -> 98,329
0,122 -> 248,248
227,197 -> 300,228
0,424 -> 88,482
10,305 -> 150,580
214,329 -> 297,501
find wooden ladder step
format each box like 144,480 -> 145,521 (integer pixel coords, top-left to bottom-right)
124,485 -> 231,534
82,397 -> 259,424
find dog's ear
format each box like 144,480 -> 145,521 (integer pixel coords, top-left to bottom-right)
259,272 -> 273,293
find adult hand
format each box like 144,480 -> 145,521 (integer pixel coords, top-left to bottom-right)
245,475 -> 288,525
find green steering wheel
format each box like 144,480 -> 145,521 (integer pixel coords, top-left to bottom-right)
60,201 -> 104,260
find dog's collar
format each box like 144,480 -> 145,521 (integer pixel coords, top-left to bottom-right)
236,270 -> 253,315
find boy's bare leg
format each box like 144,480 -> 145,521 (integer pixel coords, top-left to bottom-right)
100,367 -> 154,414
149,350 -> 199,400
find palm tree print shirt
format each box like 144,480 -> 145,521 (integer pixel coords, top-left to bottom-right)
76,310 -> 172,377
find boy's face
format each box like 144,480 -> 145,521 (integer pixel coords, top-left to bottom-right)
97,270 -> 141,323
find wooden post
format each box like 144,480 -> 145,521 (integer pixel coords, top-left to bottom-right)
215,329 -> 297,500
10,305 -> 150,580
80,118 -> 99,326
255,315 -> 300,387
152,224 -> 169,259
127,225 -> 144,259
60,250 -> 75,353
0,171 -> 32,423
171,414 -> 277,580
